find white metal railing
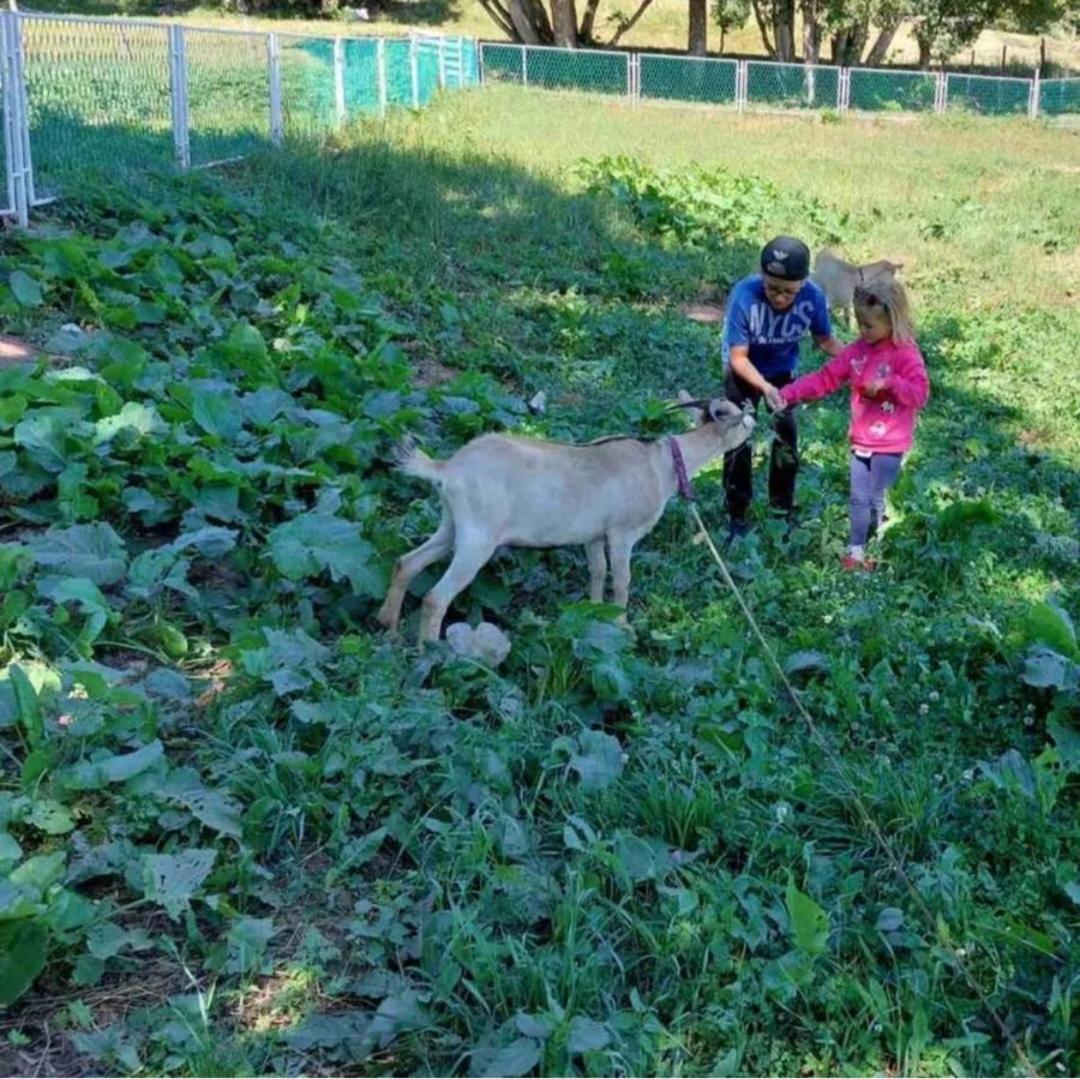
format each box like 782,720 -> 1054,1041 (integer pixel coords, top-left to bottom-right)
0,11 -> 479,227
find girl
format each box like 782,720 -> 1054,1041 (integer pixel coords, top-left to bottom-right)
779,279 -> 929,570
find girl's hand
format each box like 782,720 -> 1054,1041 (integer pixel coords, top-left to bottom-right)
861,378 -> 887,400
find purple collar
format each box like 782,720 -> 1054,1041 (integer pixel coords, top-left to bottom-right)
669,438 -> 695,501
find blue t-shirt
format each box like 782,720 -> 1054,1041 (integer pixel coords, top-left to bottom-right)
721,275 -> 832,378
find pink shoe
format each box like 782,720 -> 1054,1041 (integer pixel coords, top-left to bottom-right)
841,554 -> 877,572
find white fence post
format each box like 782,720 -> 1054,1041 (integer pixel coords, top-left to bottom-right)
737,59 -> 747,111
1,12 -> 22,225
2,11 -> 32,225
377,37 -> 387,115
935,70 -> 948,113
168,25 -> 190,169
333,37 -> 346,125
477,39 -> 485,86
457,37 -> 465,88
410,35 -> 419,107
268,33 -> 283,144
521,43 -> 527,87
626,51 -> 632,102
437,36 -> 446,89
1029,69 -> 1040,118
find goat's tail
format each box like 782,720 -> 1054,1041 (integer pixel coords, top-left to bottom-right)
393,436 -> 444,483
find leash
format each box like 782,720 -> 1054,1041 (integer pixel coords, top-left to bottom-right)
685,501 -> 1041,1079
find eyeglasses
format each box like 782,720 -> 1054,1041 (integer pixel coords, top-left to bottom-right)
763,281 -> 800,299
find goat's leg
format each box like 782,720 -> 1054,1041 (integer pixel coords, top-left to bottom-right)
377,512 -> 454,633
418,532 -> 497,645
585,537 -> 607,603
607,532 -> 637,625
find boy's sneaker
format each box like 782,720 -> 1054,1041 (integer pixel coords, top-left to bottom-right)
841,554 -> 877,572
726,519 -> 750,545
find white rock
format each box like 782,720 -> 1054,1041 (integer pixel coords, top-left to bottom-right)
472,622 -> 512,666
444,621 -> 512,668
528,390 -> 547,414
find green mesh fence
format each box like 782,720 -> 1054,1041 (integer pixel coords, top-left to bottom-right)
746,60 -> 839,109
416,40 -> 440,105
186,28 -> 269,166
1039,77 -> 1080,116
21,15 -> 173,198
946,73 -> 1030,115
639,54 -> 736,105
343,37 -> 379,114
385,38 -> 414,107
480,42 -> 525,85
847,67 -> 936,112
461,38 -> 480,86
523,46 -> 627,95
281,34 -> 336,138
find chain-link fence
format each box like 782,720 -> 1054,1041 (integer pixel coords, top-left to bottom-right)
945,72 -> 1032,115
639,54 -> 737,106
0,12 -> 478,226
746,60 -> 841,110
20,15 -> 173,201
1040,77 -> 1080,115
476,41 -> 1079,127
480,42 -> 628,95
186,27 -> 269,168
847,67 -> 937,113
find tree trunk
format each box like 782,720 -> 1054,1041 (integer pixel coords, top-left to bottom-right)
610,0 -> 658,46
751,0 -> 775,56
916,34 -> 932,69
580,0 -> 602,42
863,18 -> 901,66
801,0 -> 820,65
688,0 -> 707,56
508,0 -> 552,44
551,0 -> 579,46
773,0 -> 796,62
720,25 -> 726,53
477,0 -> 517,39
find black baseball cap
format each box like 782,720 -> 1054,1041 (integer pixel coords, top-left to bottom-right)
760,236 -> 810,281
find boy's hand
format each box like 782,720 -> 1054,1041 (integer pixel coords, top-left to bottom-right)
764,384 -> 785,412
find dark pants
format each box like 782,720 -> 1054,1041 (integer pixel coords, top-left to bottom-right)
849,451 -> 903,547
723,368 -> 799,523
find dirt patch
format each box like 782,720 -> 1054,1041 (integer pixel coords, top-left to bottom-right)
412,355 -> 459,389
679,302 -> 726,324
0,335 -> 42,365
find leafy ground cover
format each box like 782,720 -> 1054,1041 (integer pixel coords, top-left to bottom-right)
0,90 -> 1078,1076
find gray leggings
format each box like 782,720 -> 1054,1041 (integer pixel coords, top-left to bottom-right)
850,452 -> 903,547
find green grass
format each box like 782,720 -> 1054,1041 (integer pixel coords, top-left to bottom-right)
0,88 -> 1078,1077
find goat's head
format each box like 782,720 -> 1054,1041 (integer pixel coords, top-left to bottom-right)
675,391 -> 754,453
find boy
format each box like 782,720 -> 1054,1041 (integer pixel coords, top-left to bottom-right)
721,236 -> 844,539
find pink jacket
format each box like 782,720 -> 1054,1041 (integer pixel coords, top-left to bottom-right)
780,339 -> 930,454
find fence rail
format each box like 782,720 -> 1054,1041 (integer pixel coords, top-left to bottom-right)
0,11 -> 479,226
479,41 -> 1080,124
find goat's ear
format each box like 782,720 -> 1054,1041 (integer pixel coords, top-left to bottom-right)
676,389 -> 705,427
